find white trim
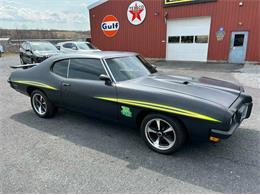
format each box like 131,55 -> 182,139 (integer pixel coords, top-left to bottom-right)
88,0 -> 109,10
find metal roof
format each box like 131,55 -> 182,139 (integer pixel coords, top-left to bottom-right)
87,0 -> 109,10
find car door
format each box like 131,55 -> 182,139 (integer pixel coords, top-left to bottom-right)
61,58 -> 118,120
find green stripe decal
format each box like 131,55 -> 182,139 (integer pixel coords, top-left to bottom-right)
13,80 -> 57,90
95,97 -> 221,123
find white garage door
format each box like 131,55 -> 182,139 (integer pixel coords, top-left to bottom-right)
166,17 -> 211,62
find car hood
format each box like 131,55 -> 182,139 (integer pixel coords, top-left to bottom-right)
34,50 -> 60,56
133,74 -> 242,108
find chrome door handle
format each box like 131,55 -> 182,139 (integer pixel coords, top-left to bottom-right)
63,83 -> 71,87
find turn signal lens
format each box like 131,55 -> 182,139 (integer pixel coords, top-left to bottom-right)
209,136 -> 220,142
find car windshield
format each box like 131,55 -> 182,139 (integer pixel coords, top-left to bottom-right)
31,42 -> 57,52
77,42 -> 97,50
105,55 -> 156,82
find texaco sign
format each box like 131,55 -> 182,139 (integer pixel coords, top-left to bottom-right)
127,1 -> 146,25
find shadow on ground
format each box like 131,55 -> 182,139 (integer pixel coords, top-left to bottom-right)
11,109 -> 260,193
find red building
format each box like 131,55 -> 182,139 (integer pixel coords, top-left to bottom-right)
89,0 -> 260,63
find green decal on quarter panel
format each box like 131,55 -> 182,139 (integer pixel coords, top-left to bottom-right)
121,106 -> 132,118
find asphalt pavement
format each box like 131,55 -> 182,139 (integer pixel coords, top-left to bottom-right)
0,54 -> 259,193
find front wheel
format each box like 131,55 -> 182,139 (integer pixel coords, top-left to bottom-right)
30,90 -> 57,118
141,114 -> 186,154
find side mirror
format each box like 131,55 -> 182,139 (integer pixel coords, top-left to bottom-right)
72,46 -> 78,50
151,64 -> 157,69
99,74 -> 112,85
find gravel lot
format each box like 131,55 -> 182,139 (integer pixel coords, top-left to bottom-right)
1,54 -> 259,193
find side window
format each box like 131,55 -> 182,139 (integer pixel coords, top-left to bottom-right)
71,43 -> 77,49
63,43 -> 73,49
52,59 -> 69,77
68,58 -> 106,80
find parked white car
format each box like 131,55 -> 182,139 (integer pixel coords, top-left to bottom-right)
56,41 -> 100,54
0,44 -> 4,57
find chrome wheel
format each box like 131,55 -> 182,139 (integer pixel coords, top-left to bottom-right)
145,118 -> 176,150
32,93 -> 47,115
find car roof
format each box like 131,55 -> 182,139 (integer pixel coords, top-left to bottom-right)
51,51 -> 138,61
27,41 -> 52,44
57,41 -> 90,45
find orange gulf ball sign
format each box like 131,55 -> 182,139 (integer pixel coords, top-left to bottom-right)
101,15 -> 120,37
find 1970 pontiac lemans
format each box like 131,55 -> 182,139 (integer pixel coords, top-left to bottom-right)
8,51 -> 253,154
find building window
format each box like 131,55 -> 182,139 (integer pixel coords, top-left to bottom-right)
181,36 -> 194,43
168,36 -> 180,43
234,34 -> 244,47
195,35 -> 208,43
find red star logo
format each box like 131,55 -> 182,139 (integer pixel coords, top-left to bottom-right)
129,3 -> 144,21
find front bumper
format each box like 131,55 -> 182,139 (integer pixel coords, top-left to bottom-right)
35,56 -> 49,63
210,102 -> 253,139
210,122 -> 241,139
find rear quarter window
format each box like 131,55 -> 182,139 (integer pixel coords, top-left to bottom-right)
52,59 -> 69,77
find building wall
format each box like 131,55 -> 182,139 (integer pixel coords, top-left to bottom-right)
90,0 -> 260,62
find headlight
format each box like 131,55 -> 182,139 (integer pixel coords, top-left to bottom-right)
230,113 -> 237,126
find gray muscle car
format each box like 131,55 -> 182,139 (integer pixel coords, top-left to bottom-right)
8,51 -> 253,154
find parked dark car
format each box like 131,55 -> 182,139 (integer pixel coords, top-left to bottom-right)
8,51 -> 253,154
20,41 -> 60,64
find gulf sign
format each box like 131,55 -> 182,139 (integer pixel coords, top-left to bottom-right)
101,15 -> 119,38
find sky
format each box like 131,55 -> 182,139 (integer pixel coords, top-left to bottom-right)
0,0 -> 99,31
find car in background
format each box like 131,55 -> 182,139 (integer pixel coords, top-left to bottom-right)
20,41 -> 60,64
56,41 -> 100,54
0,44 -> 3,57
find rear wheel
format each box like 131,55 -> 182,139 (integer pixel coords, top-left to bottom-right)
30,90 -> 57,118
141,114 -> 186,154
